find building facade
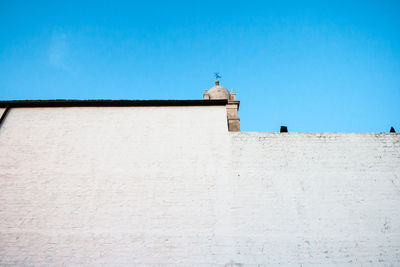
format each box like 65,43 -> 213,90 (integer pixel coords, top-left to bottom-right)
0,82 -> 399,266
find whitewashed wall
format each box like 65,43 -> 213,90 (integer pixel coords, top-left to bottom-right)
0,107 -> 400,266
229,132 -> 400,266
0,106 -> 232,266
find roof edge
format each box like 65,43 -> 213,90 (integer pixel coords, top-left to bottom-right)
0,99 -> 228,108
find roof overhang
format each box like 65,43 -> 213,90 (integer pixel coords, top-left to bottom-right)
0,99 -> 228,108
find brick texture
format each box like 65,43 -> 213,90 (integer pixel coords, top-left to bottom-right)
0,107 -> 399,266
229,132 -> 400,266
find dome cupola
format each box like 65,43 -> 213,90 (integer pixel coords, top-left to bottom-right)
202,78 -> 240,132
204,80 -> 230,100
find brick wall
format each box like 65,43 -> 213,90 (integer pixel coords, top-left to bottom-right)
0,107 -> 399,266
228,132 -> 400,265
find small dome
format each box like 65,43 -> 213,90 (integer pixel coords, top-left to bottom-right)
207,80 -> 230,100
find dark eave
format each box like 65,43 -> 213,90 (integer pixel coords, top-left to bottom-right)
0,99 -> 228,108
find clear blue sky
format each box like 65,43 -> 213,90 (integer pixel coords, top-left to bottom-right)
1,0 -> 399,132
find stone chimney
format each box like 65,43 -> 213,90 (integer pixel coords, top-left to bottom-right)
203,80 -> 240,132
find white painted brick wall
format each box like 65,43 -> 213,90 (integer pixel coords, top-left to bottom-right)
229,132 -> 400,266
0,107 -> 400,266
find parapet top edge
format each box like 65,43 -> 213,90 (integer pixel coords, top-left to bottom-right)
0,99 -> 228,108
